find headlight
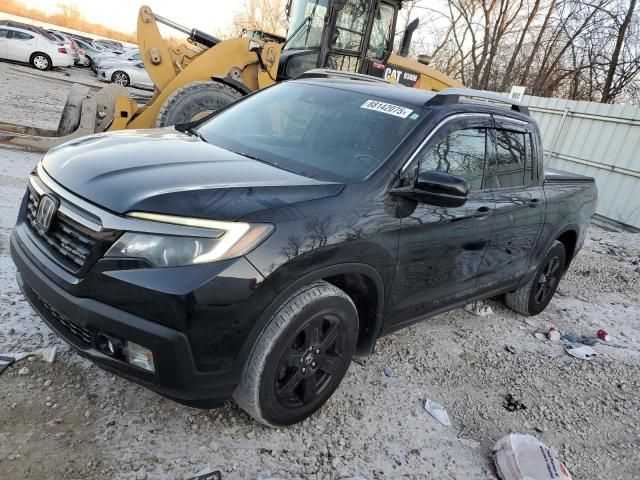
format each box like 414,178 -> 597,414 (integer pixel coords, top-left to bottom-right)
105,212 -> 273,267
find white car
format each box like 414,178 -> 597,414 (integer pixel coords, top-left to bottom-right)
0,25 -> 73,70
97,61 -> 154,90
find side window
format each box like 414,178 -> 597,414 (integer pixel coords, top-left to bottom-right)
0,29 -> 8,39
12,31 -> 34,41
490,129 -> 526,188
418,128 -> 488,190
524,133 -> 534,184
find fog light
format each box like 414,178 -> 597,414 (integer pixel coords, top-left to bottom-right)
124,341 -> 155,372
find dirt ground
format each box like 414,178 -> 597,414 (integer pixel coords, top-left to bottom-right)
0,62 -> 639,480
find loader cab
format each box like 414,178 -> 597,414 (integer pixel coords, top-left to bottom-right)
278,0 -> 399,80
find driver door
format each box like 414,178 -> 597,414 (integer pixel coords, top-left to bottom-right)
385,114 -> 496,331
318,0 -> 396,74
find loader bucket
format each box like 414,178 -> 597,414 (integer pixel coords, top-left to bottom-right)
0,83 -> 133,152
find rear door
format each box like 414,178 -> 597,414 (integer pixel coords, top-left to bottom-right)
0,28 -> 8,59
476,116 -> 544,292
7,29 -> 36,62
385,114 -> 495,330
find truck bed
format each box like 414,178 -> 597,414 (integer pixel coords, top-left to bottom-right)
544,168 -> 595,183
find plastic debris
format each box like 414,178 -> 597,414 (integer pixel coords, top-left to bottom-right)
547,326 -> 561,342
597,329 -> 611,341
493,433 -> 572,480
534,332 -> 547,341
0,356 -> 15,377
383,367 -> 393,377
185,470 -> 222,480
0,346 -> 57,365
566,345 -> 598,360
464,301 -> 493,317
503,394 -> 527,412
562,331 -> 598,345
424,399 -> 451,426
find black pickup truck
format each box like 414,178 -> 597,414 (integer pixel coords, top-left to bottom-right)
10,70 -> 597,426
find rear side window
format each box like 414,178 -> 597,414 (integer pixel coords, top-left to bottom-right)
418,128 -> 488,191
12,31 -> 34,41
0,29 -> 8,39
490,129 -> 526,188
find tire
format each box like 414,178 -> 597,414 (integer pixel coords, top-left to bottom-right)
234,281 -> 358,427
111,71 -> 130,87
505,240 -> 567,316
30,53 -> 51,71
155,80 -> 243,127
83,56 -> 91,67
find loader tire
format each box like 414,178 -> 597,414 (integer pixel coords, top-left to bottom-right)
57,84 -> 91,136
155,81 -> 243,127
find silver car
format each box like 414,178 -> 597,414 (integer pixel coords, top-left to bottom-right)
96,61 -> 153,90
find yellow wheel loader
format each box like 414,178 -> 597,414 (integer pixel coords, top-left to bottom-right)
0,0 -> 463,152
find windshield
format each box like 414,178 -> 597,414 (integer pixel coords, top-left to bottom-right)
285,0 -> 328,50
196,83 -> 422,183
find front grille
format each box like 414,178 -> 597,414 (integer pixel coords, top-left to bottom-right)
34,291 -> 96,347
26,192 -> 98,271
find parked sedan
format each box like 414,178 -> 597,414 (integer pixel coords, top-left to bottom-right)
0,25 -> 73,70
71,37 -> 101,67
96,61 -> 153,90
48,30 -> 80,64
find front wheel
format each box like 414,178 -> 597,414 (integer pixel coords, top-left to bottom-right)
505,240 -> 567,316
234,281 -> 358,426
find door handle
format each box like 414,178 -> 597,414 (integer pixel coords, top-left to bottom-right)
529,198 -> 541,208
474,206 -> 491,219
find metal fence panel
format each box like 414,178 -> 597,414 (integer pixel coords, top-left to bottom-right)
524,95 -> 640,230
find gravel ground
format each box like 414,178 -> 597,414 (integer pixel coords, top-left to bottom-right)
0,62 -> 639,480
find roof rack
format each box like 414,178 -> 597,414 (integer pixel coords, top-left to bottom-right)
426,88 -> 529,115
296,69 -> 389,84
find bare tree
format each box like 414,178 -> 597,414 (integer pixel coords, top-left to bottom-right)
233,0 -> 289,36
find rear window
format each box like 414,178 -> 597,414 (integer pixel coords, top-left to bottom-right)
197,83 -> 423,182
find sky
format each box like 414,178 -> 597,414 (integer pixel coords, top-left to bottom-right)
25,0 -> 240,35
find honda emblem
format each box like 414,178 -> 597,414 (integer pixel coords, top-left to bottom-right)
35,194 -> 59,232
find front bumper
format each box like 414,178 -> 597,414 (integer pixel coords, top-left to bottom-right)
10,227 -> 268,407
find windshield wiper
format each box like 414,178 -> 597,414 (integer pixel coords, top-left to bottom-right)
175,123 -> 208,143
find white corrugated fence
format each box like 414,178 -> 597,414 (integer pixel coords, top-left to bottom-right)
524,95 -> 640,230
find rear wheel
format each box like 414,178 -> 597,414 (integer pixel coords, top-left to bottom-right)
155,81 -> 243,127
505,241 -> 567,316
111,71 -> 130,87
30,53 -> 51,71
234,281 -> 358,426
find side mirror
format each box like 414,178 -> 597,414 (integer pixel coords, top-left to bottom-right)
391,171 -> 469,208
414,171 -> 469,207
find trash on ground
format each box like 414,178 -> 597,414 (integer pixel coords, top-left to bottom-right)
185,470 -> 222,480
504,345 -> 517,354
493,433 -> 572,480
424,399 -> 451,426
465,301 -> 493,317
562,331 -> 598,345
597,329 -> 611,341
534,332 -> 548,341
547,326 -> 561,342
566,345 -> 599,360
0,356 -> 15,377
0,346 -> 57,365
383,367 -> 393,377
503,393 -> 527,412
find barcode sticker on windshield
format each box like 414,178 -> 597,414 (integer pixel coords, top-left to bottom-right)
361,100 -> 414,119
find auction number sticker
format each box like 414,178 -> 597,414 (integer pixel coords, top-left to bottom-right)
361,100 -> 414,119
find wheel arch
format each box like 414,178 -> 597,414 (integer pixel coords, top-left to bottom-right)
238,263 -> 385,368
30,51 -> 51,64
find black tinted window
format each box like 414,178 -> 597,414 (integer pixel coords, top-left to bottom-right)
524,133 -> 534,184
490,129 -> 526,188
418,128 -> 488,190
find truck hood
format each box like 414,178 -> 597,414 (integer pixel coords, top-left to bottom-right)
42,128 -> 343,221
